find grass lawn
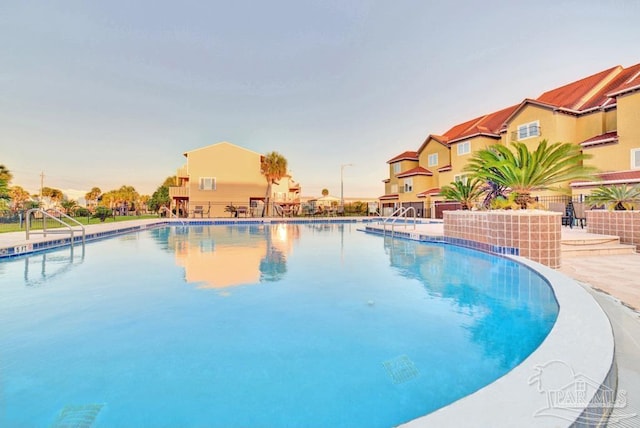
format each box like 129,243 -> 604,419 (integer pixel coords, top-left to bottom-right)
0,214 -> 160,234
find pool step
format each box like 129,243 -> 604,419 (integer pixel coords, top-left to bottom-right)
561,233 -> 636,257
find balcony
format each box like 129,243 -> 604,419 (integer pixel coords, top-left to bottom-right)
177,165 -> 189,178
169,186 -> 189,198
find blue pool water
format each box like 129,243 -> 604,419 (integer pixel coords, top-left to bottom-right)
0,223 -> 558,427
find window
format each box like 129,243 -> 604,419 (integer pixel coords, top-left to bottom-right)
199,177 -> 216,190
454,174 -> 469,183
428,153 -> 438,167
404,178 -> 413,193
457,141 -> 471,156
633,148 -> 640,169
393,163 -> 401,174
517,120 -> 540,140
391,184 -> 398,193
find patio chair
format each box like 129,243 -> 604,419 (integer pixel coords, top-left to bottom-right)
192,205 -> 204,218
236,206 -> 248,217
282,206 -> 293,217
562,201 -> 578,228
573,203 -> 586,228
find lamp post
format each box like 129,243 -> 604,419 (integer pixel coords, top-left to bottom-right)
340,163 -> 353,208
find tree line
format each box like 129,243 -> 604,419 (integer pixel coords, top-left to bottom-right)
0,164 -> 176,215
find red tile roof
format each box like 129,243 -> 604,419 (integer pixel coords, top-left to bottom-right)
387,151 -> 418,163
536,66 -> 620,110
606,64 -> 640,98
583,63 -> 640,109
580,131 -> 618,148
571,170 -> 640,187
442,116 -> 484,141
396,167 -> 433,178
417,188 -> 440,197
379,193 -> 399,200
531,63 -> 640,112
438,164 -> 452,172
445,104 -> 519,143
596,170 -> 640,182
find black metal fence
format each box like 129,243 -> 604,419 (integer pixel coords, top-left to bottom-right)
170,201 -> 371,218
0,201 -> 374,233
0,209 -> 125,233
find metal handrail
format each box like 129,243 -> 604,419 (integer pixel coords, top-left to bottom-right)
25,208 -> 86,245
381,206 -> 417,236
159,206 -> 186,225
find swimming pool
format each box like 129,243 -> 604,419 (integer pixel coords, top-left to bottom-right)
0,223 -> 558,427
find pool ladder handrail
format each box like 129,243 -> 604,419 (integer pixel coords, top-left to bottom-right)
25,208 -> 86,246
158,206 -> 186,225
381,206 -> 417,236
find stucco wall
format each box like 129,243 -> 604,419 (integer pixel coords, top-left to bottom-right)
618,91 -> 640,170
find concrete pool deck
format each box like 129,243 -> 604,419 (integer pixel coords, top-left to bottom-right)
1,218 -> 638,426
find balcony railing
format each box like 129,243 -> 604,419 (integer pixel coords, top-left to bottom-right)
176,165 -> 189,178
169,186 -> 189,198
272,194 -> 300,203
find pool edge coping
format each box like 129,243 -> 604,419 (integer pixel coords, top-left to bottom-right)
397,254 -> 615,427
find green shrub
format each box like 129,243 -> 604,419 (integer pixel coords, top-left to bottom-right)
92,206 -> 113,222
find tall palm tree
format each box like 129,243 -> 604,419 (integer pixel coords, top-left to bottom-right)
0,165 -> 12,202
85,187 -> 102,208
260,151 -> 288,217
465,140 -> 596,209
0,165 -> 12,182
439,178 -> 484,210
587,184 -> 640,211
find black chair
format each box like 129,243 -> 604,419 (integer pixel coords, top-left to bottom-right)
562,201 -> 578,228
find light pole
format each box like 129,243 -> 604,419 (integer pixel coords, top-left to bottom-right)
340,163 -> 353,208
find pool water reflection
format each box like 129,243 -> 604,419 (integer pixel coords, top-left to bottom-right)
0,224 -> 558,427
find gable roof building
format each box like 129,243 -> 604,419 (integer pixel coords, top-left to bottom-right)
380,62 -> 640,218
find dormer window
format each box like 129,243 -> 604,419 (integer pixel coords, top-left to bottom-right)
517,121 -> 540,140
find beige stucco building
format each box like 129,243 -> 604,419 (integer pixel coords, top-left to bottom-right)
169,142 -> 301,217
381,62 -> 640,217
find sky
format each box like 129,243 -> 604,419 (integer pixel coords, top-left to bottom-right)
2,0 -> 639,200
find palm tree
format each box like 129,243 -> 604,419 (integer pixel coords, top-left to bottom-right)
439,178 -> 484,210
587,184 -> 640,211
85,187 -> 102,209
60,198 -> 78,214
260,151 -> 288,217
321,188 -> 329,197
465,140 -> 596,209
0,165 -> 12,203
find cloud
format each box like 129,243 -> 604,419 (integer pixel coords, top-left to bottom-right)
62,188 -> 87,201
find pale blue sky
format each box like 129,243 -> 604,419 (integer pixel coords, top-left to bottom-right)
2,0 -> 639,199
